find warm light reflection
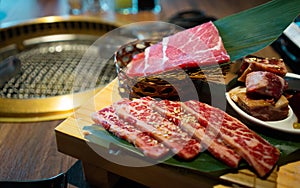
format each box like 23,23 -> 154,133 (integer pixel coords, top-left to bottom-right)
42,16 -> 58,23
56,96 -> 74,111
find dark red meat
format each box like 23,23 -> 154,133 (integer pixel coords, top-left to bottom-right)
126,21 -> 230,77
246,71 -> 288,100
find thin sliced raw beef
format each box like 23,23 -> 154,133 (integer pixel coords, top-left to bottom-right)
182,100 -> 280,177
92,104 -> 170,159
152,99 -> 241,168
126,21 -> 230,77
113,97 -> 202,160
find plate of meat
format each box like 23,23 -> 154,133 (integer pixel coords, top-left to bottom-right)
226,89 -> 299,134
226,55 -> 300,134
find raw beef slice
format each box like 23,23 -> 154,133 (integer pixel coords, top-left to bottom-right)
92,104 -> 170,159
126,21 -> 230,77
183,100 -> 280,177
152,99 -> 242,168
114,97 -> 202,160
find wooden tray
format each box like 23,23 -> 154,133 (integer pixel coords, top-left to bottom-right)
55,78 -> 300,188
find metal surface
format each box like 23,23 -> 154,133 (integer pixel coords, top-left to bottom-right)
0,56 -> 21,87
0,16 -> 118,122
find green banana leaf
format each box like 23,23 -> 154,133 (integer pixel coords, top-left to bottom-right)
214,0 -> 300,61
83,0 -> 300,177
84,124 -> 300,177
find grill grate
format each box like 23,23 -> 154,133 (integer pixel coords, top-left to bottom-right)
0,16 -> 121,121
0,40 -> 117,99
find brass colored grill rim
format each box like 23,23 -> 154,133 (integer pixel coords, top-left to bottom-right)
0,16 -> 119,122
0,16 -> 118,50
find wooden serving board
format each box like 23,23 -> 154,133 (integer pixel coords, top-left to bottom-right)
55,78 -> 300,188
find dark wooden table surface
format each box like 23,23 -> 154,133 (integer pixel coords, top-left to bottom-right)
0,0 -> 272,183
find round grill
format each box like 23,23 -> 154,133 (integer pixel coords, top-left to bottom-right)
1,41 -> 116,99
0,16 -> 119,122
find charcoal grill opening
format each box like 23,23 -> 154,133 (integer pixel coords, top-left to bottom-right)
0,16 -> 119,122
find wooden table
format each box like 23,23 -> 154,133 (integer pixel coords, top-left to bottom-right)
0,120 -> 76,180
3,0 -> 299,187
